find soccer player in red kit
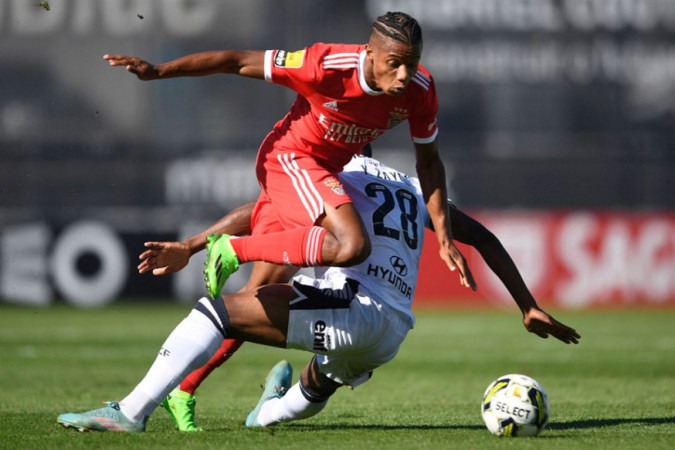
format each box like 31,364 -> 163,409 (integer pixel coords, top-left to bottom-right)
104,11 -> 476,298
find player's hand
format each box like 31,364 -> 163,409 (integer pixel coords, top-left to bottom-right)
523,307 -> 581,344
103,54 -> 159,80
440,241 -> 477,291
138,241 -> 191,276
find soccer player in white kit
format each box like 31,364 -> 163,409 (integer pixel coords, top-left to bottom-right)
57,156 -> 580,432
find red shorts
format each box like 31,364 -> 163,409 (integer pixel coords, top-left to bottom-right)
251,145 -> 353,235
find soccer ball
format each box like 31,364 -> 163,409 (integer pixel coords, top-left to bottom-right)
481,374 -> 549,437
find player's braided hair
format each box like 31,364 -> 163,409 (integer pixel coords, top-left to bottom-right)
372,11 -> 422,48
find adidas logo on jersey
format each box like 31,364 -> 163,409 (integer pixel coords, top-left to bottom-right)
323,100 -> 339,112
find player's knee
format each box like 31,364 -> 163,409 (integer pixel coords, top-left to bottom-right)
334,233 -> 371,266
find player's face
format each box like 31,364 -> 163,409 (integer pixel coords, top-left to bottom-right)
366,35 -> 421,97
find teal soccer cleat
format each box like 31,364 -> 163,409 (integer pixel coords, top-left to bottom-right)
57,401 -> 147,432
246,360 -> 293,427
204,233 -> 239,299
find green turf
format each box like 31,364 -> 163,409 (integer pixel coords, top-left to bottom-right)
0,304 -> 673,449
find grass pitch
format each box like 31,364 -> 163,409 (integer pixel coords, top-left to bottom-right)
0,303 -> 673,449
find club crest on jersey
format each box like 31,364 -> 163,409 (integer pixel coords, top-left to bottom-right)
323,177 -> 345,195
274,49 -> 305,68
387,108 -> 409,129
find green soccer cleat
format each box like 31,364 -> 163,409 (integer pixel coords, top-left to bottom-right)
57,401 -> 147,432
245,360 -> 293,427
204,233 -> 239,299
161,388 -> 203,432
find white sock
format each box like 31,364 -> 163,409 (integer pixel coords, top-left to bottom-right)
257,382 -> 328,426
118,308 -> 223,422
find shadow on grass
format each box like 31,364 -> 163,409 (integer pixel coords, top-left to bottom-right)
284,423 -> 486,431
549,416 -> 675,430
253,416 -> 675,433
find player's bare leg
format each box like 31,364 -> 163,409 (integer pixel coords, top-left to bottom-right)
206,203 -> 370,298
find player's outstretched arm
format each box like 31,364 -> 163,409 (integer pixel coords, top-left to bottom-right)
103,50 -> 265,80
449,208 -> 537,311
137,201 -> 256,276
414,141 -> 477,291
449,207 -> 580,344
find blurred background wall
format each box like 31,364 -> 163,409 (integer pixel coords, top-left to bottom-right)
1,0 -> 673,308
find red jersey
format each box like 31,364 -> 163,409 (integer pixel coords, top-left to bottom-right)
263,42 -> 439,172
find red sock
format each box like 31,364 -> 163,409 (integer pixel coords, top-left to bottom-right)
231,226 -> 326,266
179,339 -> 244,395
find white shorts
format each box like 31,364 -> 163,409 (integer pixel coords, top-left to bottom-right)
286,274 -> 411,387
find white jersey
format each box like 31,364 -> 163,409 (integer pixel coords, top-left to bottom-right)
315,155 -> 430,327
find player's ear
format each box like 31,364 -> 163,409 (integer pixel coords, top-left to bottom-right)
365,44 -> 374,61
